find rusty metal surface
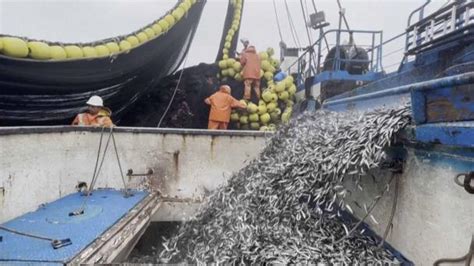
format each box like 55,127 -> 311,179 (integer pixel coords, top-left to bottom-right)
426,84 -> 474,123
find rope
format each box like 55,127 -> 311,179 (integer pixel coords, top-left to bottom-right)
0,225 -> 55,242
433,235 -> 474,265
334,174 -> 395,244
157,53 -> 189,128
89,127 -> 114,192
378,173 -> 399,248
75,127 -> 113,215
111,130 -> 129,195
284,0 -> 302,48
88,127 -> 104,190
272,0 -> 284,42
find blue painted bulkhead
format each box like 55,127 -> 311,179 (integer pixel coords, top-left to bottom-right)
300,2 -> 474,262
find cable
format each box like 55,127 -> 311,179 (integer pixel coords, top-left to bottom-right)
433,235 -> 474,266
310,0 -> 330,52
272,0 -> 284,42
311,0 -> 318,13
382,47 -> 405,58
74,126 -> 113,215
336,0 -> 351,31
0,225 -> 55,242
88,127 -> 105,191
300,0 -> 313,46
284,0 -> 302,48
378,174 -> 399,248
157,53 -> 189,128
111,130 -> 129,195
334,174 -> 395,244
89,127 -> 114,192
384,61 -> 403,70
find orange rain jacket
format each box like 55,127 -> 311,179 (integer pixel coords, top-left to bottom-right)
205,86 -> 246,123
72,107 -> 114,127
240,46 -> 261,80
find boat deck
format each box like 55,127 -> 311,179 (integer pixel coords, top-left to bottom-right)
0,189 -> 157,265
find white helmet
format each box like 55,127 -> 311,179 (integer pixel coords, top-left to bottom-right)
86,95 -> 103,107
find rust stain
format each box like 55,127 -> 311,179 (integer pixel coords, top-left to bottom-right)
161,134 -> 166,149
210,136 -> 216,160
426,85 -> 474,123
0,187 -> 4,207
173,150 -> 180,176
426,99 -> 458,122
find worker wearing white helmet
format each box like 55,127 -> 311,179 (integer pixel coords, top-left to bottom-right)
72,95 -> 114,127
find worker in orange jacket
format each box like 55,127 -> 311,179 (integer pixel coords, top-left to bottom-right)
72,95 -> 114,127
240,45 -> 261,101
205,85 -> 246,130
236,38 -> 250,58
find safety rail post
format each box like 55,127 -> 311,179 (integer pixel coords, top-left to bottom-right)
450,4 -> 457,33
335,10 -> 343,72
405,0 -> 431,52
378,31 -> 383,72
370,33 -> 375,71
317,27 -> 323,73
465,3 -> 471,27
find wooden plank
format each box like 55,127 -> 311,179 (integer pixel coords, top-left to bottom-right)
68,193 -> 161,264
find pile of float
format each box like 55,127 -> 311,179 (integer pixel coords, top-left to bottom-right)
218,47 -> 297,131
215,0 -> 296,131
0,0 -> 196,60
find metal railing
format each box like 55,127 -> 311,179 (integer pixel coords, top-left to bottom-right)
285,29 -> 384,87
284,1 -> 473,88
405,0 -> 474,54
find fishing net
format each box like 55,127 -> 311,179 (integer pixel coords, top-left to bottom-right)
147,106 -> 412,264
0,1 -> 206,126
215,0 -> 245,62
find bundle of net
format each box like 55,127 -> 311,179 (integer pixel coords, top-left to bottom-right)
158,106 -> 411,264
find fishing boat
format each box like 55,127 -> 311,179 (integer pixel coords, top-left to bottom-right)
289,0 -> 474,263
0,0 -> 473,264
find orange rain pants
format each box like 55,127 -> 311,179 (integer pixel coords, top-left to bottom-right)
208,120 -> 229,130
243,79 -> 261,100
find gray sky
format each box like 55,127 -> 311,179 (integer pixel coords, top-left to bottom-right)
1,0 -> 447,72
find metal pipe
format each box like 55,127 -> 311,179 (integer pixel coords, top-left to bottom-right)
407,0 -> 432,28
317,27 -> 323,73
379,31 -> 384,72
370,33 -> 375,71
369,32 -> 407,52
335,12 -> 343,71
323,71 -> 474,107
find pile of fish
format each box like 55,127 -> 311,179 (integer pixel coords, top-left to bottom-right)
156,107 -> 411,264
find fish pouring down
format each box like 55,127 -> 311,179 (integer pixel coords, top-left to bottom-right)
153,106 -> 411,264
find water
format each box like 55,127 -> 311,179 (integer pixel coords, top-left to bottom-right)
133,107 -> 411,264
